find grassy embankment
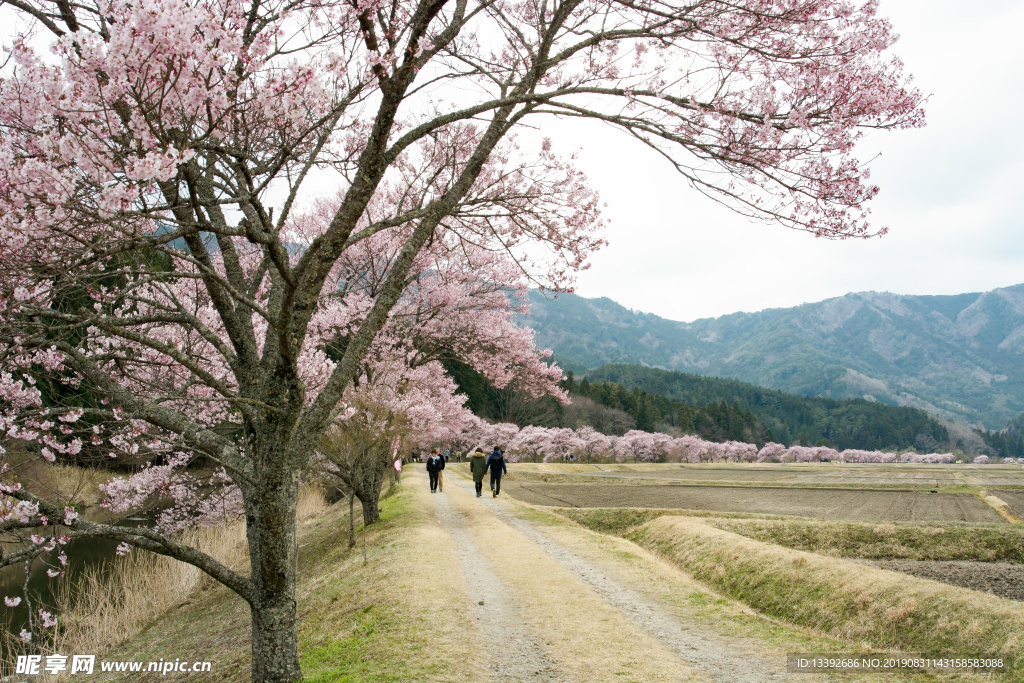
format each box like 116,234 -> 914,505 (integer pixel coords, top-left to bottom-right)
81,482 -> 482,682
1,472 -> 478,682
561,507 -> 1024,679
561,509 -> 1024,561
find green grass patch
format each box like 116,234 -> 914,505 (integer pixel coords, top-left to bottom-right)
300,605 -> 408,683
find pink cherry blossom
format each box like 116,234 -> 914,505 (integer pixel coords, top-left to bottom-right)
0,0 -> 925,676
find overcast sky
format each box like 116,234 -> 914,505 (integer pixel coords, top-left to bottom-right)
540,0 -> 1024,322
3,1 -> 1018,323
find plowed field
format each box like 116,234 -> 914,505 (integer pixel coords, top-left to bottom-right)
505,482 -> 1000,522
994,490 -> 1024,519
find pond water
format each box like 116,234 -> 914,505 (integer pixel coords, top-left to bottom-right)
1,509 -> 147,640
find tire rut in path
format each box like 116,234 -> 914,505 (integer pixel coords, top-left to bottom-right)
451,476 -> 795,683
430,482 -> 563,682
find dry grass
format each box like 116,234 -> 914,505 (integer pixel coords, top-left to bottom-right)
296,485 -> 328,522
555,506 -> 792,535
52,522 -> 249,660
58,486 -> 329,659
629,516 -> 1024,679
18,462 -> 111,508
979,491 -> 1023,524
702,517 -> 1024,562
558,507 -> 1024,561
2,486 -> 329,681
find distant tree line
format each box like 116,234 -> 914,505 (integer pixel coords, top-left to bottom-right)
445,359 -> 953,452
977,412 -> 1024,459
565,371 -> 948,451
566,374 -> 773,444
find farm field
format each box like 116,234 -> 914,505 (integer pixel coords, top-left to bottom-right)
505,482 -> 997,522
853,560 -> 1024,601
994,490 -> 1024,519
508,462 -> 1024,489
501,463 -> 1024,612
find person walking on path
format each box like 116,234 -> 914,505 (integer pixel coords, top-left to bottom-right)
486,446 -> 507,498
469,448 -> 488,497
437,448 -> 446,492
426,449 -> 442,493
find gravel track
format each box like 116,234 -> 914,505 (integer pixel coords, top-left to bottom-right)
431,487 -> 562,682
441,474 -> 798,682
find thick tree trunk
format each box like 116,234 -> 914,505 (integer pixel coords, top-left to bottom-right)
361,493 -> 380,526
247,475 -> 301,682
353,453 -> 388,526
251,590 -> 300,682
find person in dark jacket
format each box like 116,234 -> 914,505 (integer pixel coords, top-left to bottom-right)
425,449 -> 442,493
468,448 -> 488,497
486,446 -> 507,498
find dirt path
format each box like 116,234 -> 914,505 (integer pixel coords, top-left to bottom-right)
427,469 -> 808,682
431,486 -> 562,682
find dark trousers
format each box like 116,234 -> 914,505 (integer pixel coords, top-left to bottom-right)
490,471 -> 502,495
428,471 -> 439,491
474,479 -> 483,496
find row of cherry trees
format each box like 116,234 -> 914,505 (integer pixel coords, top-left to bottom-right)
1,0 -> 926,677
448,420 -> 1013,465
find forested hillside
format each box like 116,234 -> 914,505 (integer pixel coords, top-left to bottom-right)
577,366 -> 949,451
444,358 -> 951,452
523,284 -> 1024,429
979,411 -> 1024,458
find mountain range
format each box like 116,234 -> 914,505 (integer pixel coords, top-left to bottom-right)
522,283 -> 1024,430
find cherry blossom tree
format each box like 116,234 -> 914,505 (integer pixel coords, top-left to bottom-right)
840,449 -> 895,463
509,425 -> 550,462
450,414 -> 487,455
756,442 -> 787,463
618,430 -> 672,462
576,426 -> 611,462
477,421 -> 521,454
899,452 -> 955,464
542,427 -> 584,462
0,0 -> 924,678
317,355 -> 467,526
718,440 -> 758,462
667,435 -> 709,463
